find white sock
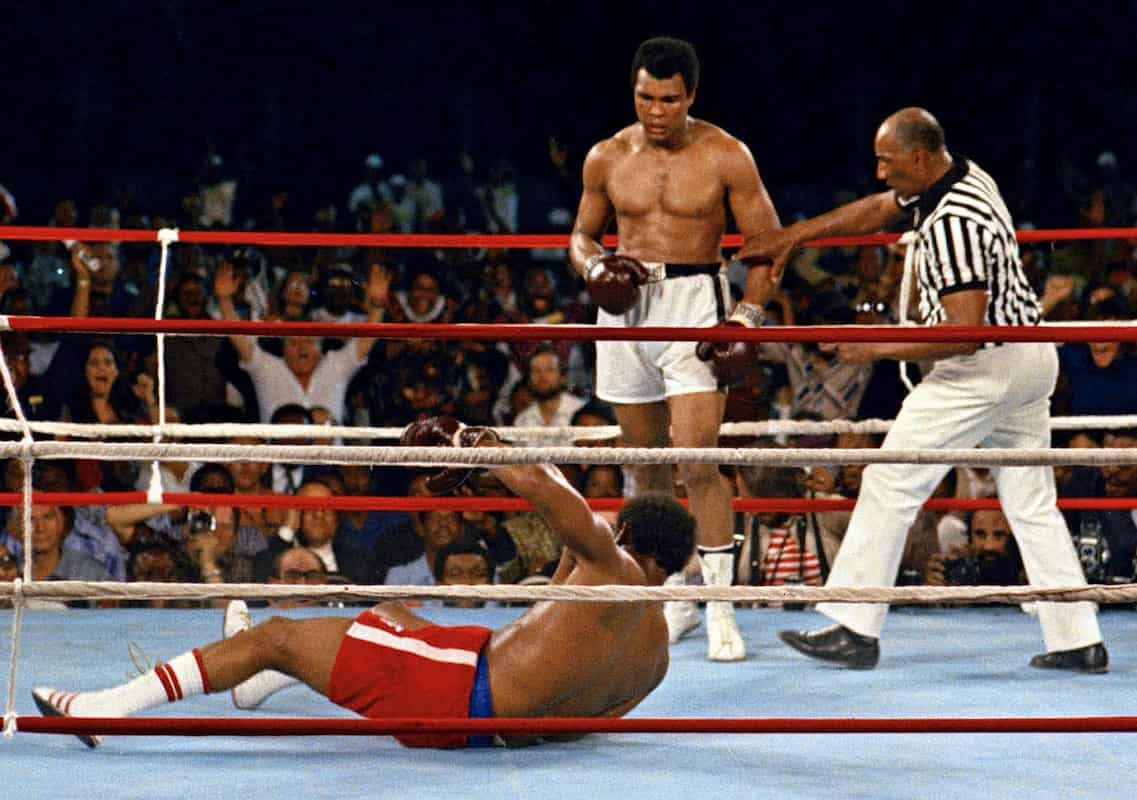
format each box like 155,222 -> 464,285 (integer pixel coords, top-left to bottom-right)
699,548 -> 735,587
70,649 -> 211,717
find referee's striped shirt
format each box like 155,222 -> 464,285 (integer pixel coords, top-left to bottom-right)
897,157 -> 1039,327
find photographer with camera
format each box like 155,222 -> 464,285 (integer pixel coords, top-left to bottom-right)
925,509 -> 1024,588
1060,428 -> 1137,585
182,464 -> 269,588
734,462 -> 826,603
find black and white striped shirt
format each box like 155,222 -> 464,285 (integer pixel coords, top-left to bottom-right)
898,158 -> 1039,327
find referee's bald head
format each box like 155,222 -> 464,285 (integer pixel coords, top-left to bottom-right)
882,107 -> 946,154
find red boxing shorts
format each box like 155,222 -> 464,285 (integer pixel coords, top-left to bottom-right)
327,609 -> 494,748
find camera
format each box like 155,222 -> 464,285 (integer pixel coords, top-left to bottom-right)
187,510 -> 216,535
942,556 -> 981,585
1073,514 -> 1110,583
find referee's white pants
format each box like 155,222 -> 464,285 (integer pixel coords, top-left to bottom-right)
817,342 -> 1102,653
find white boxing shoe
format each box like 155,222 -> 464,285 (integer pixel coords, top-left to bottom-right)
223,598 -> 253,640
705,601 -> 746,662
661,572 -> 701,643
222,600 -> 299,710
32,687 -> 102,749
663,600 -> 702,644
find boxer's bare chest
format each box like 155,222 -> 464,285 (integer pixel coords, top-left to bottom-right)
606,144 -> 724,221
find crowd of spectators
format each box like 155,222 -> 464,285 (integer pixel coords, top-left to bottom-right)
1,143 -> 1135,606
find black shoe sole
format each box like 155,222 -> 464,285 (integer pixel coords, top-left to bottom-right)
32,692 -> 101,749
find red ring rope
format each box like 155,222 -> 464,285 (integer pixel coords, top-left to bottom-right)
5,317 -> 1137,344
16,714 -> 1137,736
2,225 -> 1135,248
0,492 -> 1132,512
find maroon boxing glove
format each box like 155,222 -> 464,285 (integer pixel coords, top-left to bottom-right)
696,302 -> 766,387
400,416 -> 501,494
585,254 -> 650,315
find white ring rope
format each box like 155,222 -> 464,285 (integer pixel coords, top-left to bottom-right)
0,441 -> 1135,468
2,578 -> 24,740
146,228 -> 179,503
0,415 -> 1131,443
1,579 -> 1134,606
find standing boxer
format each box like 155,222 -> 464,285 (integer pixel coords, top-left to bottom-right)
570,36 -> 782,661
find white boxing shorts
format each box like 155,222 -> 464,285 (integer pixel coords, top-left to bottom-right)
595,263 -> 730,404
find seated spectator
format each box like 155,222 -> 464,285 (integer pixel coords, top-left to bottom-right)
924,508 -> 1024,587
225,436 -> 285,536
1055,296 -> 1137,416
433,530 -> 496,608
180,464 -> 269,587
268,404 -> 313,494
265,268 -> 315,323
335,465 -> 412,553
511,347 -> 587,431
268,479 -> 376,585
581,464 -> 624,526
384,507 -> 463,586
125,526 -> 195,609
389,263 -> 458,324
1054,429 -> 1101,498
495,263 -> 589,411
0,332 -> 62,426
2,462 -> 129,581
214,261 -> 389,422
734,464 -> 825,594
570,401 -> 620,446
62,339 -> 157,426
210,247 -> 270,322
111,464 -> 270,591
311,263 -> 366,324
452,349 -> 509,427
268,547 -> 329,608
133,405 -> 200,493
371,473 -> 431,582
755,289 -> 875,421
2,503 -> 115,583
454,472 -> 519,574
163,268 -> 239,422
1063,428 -> 1137,585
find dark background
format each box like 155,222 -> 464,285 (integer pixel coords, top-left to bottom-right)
4,0 -> 1136,227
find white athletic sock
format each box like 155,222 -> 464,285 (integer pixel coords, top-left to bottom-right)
698,548 -> 735,587
69,649 -> 211,717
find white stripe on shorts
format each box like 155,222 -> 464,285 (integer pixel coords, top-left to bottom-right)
345,622 -> 479,667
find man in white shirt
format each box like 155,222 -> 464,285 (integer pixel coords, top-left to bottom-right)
511,348 -> 587,432
214,262 -> 390,422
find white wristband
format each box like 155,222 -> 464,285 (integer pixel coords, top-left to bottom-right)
277,525 -> 296,544
729,302 -> 765,328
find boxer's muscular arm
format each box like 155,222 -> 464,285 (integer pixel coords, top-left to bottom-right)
490,459 -> 619,566
569,142 -> 616,278
723,138 -> 782,308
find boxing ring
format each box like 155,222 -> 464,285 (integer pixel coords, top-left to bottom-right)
4,223 -> 1137,799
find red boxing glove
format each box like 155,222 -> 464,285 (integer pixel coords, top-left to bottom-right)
696,302 -> 765,387
400,416 -> 501,494
585,254 -> 650,315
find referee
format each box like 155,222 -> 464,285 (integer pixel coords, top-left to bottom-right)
740,107 -> 1107,673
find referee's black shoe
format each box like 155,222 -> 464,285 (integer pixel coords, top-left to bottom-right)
778,624 -> 880,669
1029,642 -> 1109,674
